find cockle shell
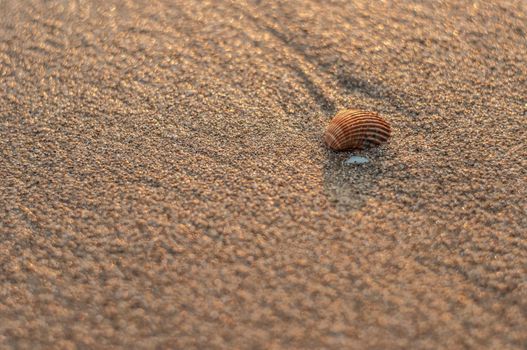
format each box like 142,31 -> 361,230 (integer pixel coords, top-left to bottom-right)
324,109 -> 391,151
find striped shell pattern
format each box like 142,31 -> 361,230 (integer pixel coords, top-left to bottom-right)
324,109 -> 391,151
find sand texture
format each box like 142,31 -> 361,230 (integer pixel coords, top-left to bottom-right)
1,0 -> 527,348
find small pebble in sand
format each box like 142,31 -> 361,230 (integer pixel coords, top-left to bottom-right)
345,155 -> 369,165
324,109 -> 391,151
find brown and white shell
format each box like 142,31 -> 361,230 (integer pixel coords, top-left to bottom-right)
324,109 -> 391,151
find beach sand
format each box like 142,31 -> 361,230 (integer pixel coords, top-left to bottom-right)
1,0 -> 526,348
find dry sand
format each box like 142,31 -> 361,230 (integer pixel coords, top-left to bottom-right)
1,0 -> 527,348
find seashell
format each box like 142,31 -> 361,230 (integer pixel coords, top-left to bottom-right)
324,109 -> 391,151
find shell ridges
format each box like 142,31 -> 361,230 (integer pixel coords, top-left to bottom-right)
324,109 -> 391,151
